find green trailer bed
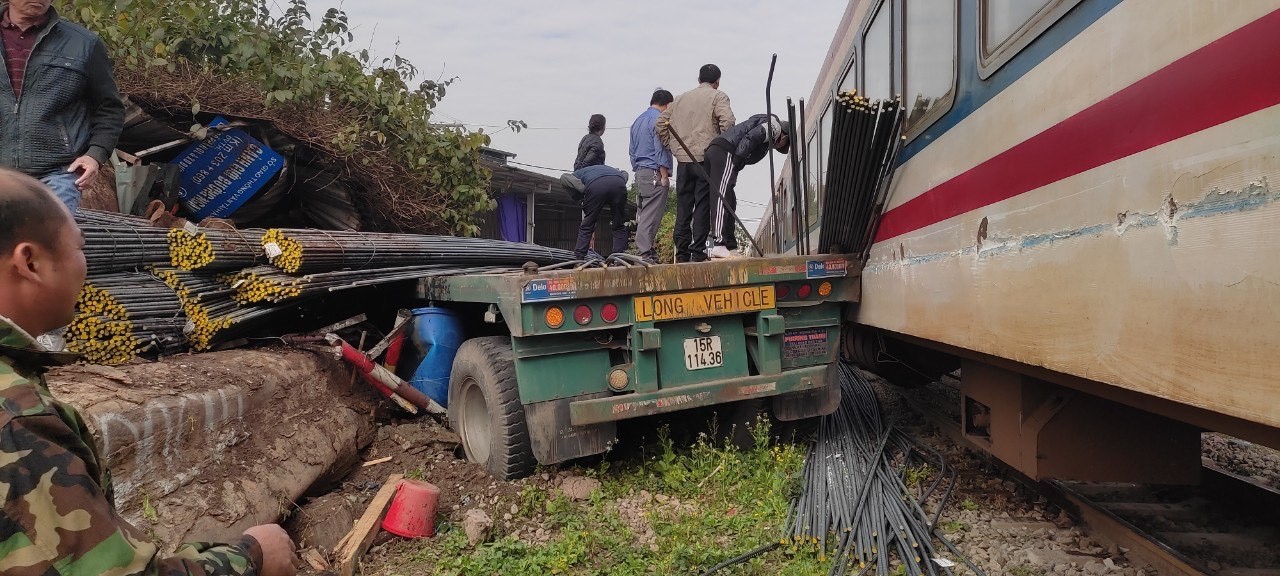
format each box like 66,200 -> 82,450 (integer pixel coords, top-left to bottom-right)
416,254 -> 859,479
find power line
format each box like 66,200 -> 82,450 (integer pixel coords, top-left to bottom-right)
507,159 -> 572,173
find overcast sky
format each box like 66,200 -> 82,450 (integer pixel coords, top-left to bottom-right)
305,0 -> 848,228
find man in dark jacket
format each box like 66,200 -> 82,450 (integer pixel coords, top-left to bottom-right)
573,114 -> 607,170
703,114 -> 789,259
561,164 -> 629,259
0,0 -> 124,212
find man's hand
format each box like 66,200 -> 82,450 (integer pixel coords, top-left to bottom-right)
243,524 -> 298,576
68,156 -> 100,187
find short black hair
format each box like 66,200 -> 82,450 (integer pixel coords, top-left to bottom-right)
588,114 -> 606,133
0,169 -> 67,256
650,89 -> 674,106
698,64 -> 722,84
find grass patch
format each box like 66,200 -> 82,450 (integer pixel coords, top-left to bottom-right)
385,418 -> 829,575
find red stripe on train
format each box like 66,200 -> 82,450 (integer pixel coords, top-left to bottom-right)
873,8 -> 1280,244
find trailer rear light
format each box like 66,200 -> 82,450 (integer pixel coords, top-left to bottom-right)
797,283 -> 813,299
818,281 -> 833,297
601,302 -> 619,323
574,304 -> 593,325
776,284 -> 792,299
545,306 -> 565,329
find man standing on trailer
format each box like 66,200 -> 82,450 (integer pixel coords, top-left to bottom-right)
574,114 -> 607,170
629,89 -> 674,264
703,114 -> 790,259
0,0 -> 125,213
0,169 -> 298,576
657,64 -> 735,263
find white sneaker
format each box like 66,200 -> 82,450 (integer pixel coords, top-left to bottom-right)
709,245 -> 742,259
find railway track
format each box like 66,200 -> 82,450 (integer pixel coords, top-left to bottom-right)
899,377 -> 1280,576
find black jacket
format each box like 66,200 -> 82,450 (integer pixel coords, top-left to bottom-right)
573,132 -> 605,170
709,114 -> 775,167
0,5 -> 124,176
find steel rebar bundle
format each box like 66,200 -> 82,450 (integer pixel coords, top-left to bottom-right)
68,272 -> 187,365
786,363 -> 983,576
167,227 -> 268,271
81,224 -> 174,274
76,208 -> 152,227
260,228 -> 574,273
224,264 -> 511,304
818,91 -> 905,255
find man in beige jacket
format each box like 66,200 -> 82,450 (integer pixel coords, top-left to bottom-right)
657,64 -> 735,262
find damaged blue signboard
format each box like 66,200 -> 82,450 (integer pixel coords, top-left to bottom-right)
173,117 -> 284,219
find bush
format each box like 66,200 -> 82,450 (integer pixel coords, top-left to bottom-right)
69,0 -> 496,235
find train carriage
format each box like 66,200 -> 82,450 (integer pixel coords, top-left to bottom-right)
764,0 -> 1280,482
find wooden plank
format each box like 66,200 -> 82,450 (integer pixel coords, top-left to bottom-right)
336,474 -> 404,576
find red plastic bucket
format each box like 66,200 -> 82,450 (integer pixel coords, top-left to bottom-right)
381,479 -> 441,538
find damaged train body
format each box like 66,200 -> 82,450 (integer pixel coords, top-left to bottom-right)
764,0 -> 1280,483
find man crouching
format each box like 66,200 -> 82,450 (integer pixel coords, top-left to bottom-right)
0,168 -> 296,576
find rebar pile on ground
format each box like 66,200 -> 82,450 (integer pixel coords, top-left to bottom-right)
260,228 -> 575,273
223,264 -> 511,304
786,363 -> 981,576
167,227 -> 267,271
818,91 -> 905,256
68,272 -> 187,365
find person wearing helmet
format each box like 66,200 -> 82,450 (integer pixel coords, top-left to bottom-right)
701,114 -> 790,259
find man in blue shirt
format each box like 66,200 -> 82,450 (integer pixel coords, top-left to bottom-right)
561,164 -> 630,260
628,89 -> 674,263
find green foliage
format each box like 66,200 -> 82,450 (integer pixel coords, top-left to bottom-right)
960,497 -> 979,511
68,0 -> 494,235
385,418 -> 826,575
653,184 -> 679,264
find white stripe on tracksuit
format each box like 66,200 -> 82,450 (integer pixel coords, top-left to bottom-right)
711,155 -> 734,246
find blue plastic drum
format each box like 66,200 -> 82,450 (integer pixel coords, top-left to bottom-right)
401,307 -> 465,407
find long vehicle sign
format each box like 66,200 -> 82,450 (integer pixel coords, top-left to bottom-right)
634,285 -> 775,322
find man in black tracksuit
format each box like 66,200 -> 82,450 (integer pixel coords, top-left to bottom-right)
703,114 -> 790,258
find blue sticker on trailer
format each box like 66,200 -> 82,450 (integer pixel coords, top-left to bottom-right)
806,260 -> 849,279
173,117 -> 285,220
521,277 -> 578,302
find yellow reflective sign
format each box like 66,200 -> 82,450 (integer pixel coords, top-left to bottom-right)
633,285 -> 776,322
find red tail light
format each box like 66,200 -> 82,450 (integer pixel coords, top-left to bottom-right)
776,284 -> 792,299
601,302 -> 619,323
574,304 -> 593,325
797,283 -> 813,299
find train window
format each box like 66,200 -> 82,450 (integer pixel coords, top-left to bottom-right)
838,57 -> 857,94
979,0 -> 1084,78
904,0 -> 956,134
862,1 -> 892,100
806,132 -> 821,227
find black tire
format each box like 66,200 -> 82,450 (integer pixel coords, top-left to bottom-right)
448,336 -> 535,480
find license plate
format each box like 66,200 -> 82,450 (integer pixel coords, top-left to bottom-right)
634,285 -> 775,322
683,336 -> 723,371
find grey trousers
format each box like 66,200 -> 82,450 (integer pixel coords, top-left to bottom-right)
634,167 -> 670,260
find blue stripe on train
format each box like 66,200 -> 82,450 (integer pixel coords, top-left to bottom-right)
897,0 -> 1123,165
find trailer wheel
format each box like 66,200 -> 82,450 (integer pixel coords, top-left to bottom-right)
448,336 -> 535,480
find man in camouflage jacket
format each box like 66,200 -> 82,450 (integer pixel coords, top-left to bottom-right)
0,168 -> 296,576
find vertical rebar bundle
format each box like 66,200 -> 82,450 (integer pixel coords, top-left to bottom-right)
818,91 -> 905,255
